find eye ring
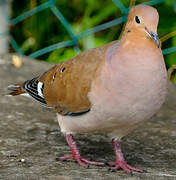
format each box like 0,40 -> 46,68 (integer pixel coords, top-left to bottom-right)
135,16 -> 140,24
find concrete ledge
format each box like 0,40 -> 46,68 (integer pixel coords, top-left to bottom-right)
0,54 -> 176,179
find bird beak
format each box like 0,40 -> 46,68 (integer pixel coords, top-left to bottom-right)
145,27 -> 160,48
149,31 -> 160,48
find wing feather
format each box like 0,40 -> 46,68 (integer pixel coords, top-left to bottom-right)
22,77 -> 47,106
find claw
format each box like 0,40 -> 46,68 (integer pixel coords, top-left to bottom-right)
108,161 -> 142,173
85,165 -> 90,169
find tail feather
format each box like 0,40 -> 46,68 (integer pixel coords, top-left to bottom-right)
8,84 -> 25,96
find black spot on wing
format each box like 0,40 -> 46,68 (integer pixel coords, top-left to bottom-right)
22,77 -> 47,106
61,67 -> 66,72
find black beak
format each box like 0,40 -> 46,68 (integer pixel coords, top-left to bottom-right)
149,31 -> 160,48
145,27 -> 160,48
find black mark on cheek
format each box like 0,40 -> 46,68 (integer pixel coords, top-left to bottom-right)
127,30 -> 131,33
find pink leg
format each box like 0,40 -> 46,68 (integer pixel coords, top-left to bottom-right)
108,139 -> 143,173
60,134 -> 104,166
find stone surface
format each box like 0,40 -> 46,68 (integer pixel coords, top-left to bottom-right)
0,54 -> 176,180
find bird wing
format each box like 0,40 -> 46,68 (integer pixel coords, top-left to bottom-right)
24,40 -> 120,115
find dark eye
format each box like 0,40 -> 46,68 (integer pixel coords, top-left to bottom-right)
135,16 -> 140,24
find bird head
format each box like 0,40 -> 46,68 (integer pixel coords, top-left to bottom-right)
125,5 -> 160,48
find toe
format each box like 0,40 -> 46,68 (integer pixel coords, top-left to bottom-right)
126,164 -> 143,172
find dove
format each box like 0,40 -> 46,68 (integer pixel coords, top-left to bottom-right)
8,5 -> 168,173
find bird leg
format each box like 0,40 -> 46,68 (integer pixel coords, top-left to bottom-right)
60,134 -> 104,166
108,139 -> 143,173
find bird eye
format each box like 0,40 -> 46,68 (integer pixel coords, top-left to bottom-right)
135,16 -> 140,24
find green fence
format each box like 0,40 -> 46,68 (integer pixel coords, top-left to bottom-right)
1,0 -> 176,59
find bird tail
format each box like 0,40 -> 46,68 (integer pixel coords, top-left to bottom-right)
7,84 -> 25,96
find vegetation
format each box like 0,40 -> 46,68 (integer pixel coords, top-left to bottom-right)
11,0 -> 176,72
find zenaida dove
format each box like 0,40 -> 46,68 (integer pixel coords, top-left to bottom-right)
8,5 -> 168,173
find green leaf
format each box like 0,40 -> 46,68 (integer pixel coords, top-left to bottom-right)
47,48 -> 76,63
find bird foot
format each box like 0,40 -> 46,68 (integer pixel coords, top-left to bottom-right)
108,161 -> 143,173
60,154 -> 104,167
61,134 -> 104,167
110,139 -> 143,173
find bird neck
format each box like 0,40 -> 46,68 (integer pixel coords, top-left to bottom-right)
105,29 -> 163,73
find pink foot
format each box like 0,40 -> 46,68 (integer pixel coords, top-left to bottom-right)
108,161 -> 142,173
60,134 -> 104,167
108,139 -> 143,173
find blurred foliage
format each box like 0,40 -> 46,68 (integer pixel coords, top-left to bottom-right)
168,65 -> 176,82
11,0 -> 176,70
